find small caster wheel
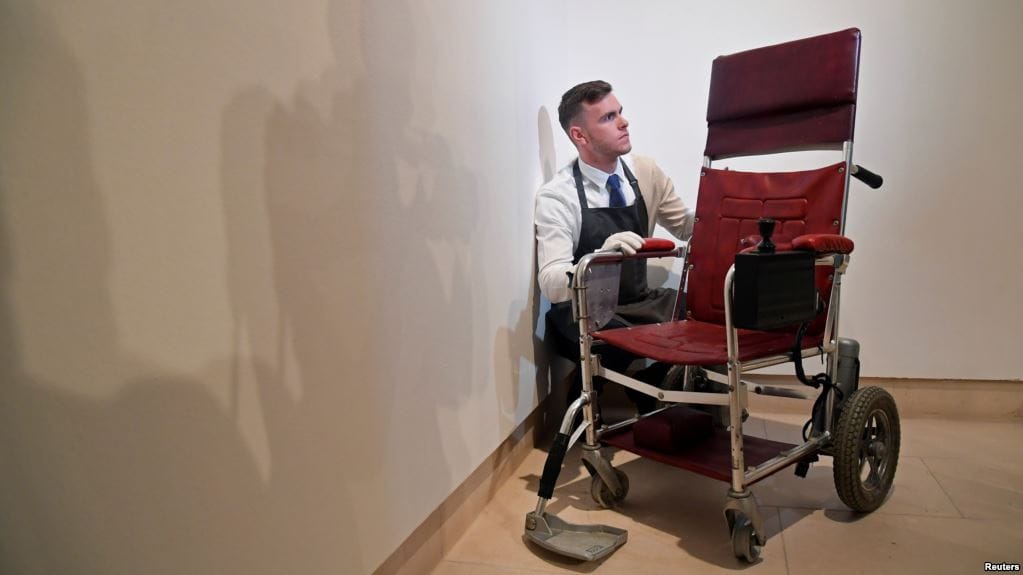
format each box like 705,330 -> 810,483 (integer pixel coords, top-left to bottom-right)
590,468 -> 629,509
731,514 -> 761,563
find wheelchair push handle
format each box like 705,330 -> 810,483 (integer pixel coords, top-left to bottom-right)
851,165 -> 883,189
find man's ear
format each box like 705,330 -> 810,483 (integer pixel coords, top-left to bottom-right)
569,125 -> 587,147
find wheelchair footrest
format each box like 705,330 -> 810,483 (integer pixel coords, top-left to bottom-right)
524,512 -> 627,562
602,425 -> 796,485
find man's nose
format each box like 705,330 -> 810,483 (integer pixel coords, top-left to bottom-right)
618,114 -> 629,129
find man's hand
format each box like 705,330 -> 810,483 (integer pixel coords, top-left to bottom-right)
599,231 -> 644,255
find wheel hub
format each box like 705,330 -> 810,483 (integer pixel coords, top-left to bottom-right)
868,441 -> 886,459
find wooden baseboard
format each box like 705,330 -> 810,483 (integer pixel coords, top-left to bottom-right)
373,401 -> 547,575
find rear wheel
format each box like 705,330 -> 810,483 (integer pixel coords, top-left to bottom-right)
833,386 -> 900,512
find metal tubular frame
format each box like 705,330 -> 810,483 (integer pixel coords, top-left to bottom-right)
572,247 -> 684,450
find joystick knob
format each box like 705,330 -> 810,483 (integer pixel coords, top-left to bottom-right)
757,218 -> 776,254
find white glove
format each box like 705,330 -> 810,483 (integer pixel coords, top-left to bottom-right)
599,231 -> 644,255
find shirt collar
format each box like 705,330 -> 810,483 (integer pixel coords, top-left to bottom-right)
578,156 -> 629,190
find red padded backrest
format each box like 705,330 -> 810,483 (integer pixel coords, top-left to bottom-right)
705,28 -> 861,159
686,163 -> 846,327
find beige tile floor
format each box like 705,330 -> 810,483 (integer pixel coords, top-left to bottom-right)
432,412 -> 1023,574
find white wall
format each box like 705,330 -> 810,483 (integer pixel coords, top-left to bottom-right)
542,0 -> 1023,381
0,1 -> 1020,573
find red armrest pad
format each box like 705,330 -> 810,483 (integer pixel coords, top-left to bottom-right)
792,234 -> 854,255
639,238 -> 677,252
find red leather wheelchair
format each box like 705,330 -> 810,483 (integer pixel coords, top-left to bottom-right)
525,28 -> 897,564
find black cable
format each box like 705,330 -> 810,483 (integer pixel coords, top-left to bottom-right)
791,323 -> 816,388
791,323 -> 845,441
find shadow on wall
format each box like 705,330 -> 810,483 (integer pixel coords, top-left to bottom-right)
222,0 -> 484,570
492,105 -> 562,439
0,1 -> 478,574
0,5 -> 269,574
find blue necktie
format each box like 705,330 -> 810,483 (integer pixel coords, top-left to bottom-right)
607,174 -> 626,208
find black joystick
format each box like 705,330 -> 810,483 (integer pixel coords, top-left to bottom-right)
757,218 -> 776,254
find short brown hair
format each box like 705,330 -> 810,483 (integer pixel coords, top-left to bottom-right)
557,80 -> 613,133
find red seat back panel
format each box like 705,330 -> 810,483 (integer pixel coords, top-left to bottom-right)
687,162 -> 846,326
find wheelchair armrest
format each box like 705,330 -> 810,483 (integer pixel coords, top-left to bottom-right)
792,234 -> 854,255
591,238 -> 684,262
737,233 -> 853,257
638,238 -> 678,252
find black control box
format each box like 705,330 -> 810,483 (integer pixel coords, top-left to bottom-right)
733,250 -> 817,330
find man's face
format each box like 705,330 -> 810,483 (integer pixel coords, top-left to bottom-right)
573,93 -> 631,160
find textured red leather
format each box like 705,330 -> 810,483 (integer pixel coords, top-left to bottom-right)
593,320 -> 824,366
792,234 -> 854,254
687,163 -> 845,325
707,29 -> 860,122
639,238 -> 677,252
705,105 -> 856,159
704,28 -> 861,158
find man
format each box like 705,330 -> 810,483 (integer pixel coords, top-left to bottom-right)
535,80 -> 695,411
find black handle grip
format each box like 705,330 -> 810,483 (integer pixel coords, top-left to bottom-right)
852,165 -> 883,189
538,432 -> 570,499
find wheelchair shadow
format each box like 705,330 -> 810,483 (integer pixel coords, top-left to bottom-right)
520,417 -> 838,569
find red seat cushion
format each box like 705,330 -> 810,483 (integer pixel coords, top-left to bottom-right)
593,320 -> 823,366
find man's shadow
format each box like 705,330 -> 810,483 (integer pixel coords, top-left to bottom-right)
222,0 -> 478,571
0,5 -> 272,574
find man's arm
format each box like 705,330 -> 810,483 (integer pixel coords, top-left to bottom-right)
638,157 -> 694,241
535,188 -> 578,304
656,176 -> 695,241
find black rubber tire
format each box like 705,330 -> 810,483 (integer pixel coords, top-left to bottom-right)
590,468 -> 629,509
833,386 -> 900,512
731,514 -> 761,563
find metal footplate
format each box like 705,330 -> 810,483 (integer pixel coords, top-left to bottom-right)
524,511 -> 627,561
522,395 -> 628,562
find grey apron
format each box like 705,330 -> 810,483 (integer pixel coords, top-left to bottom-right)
547,159 -> 676,352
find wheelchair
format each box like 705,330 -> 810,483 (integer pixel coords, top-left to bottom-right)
524,28 -> 897,564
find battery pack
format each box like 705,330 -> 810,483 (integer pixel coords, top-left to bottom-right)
733,250 -> 817,330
